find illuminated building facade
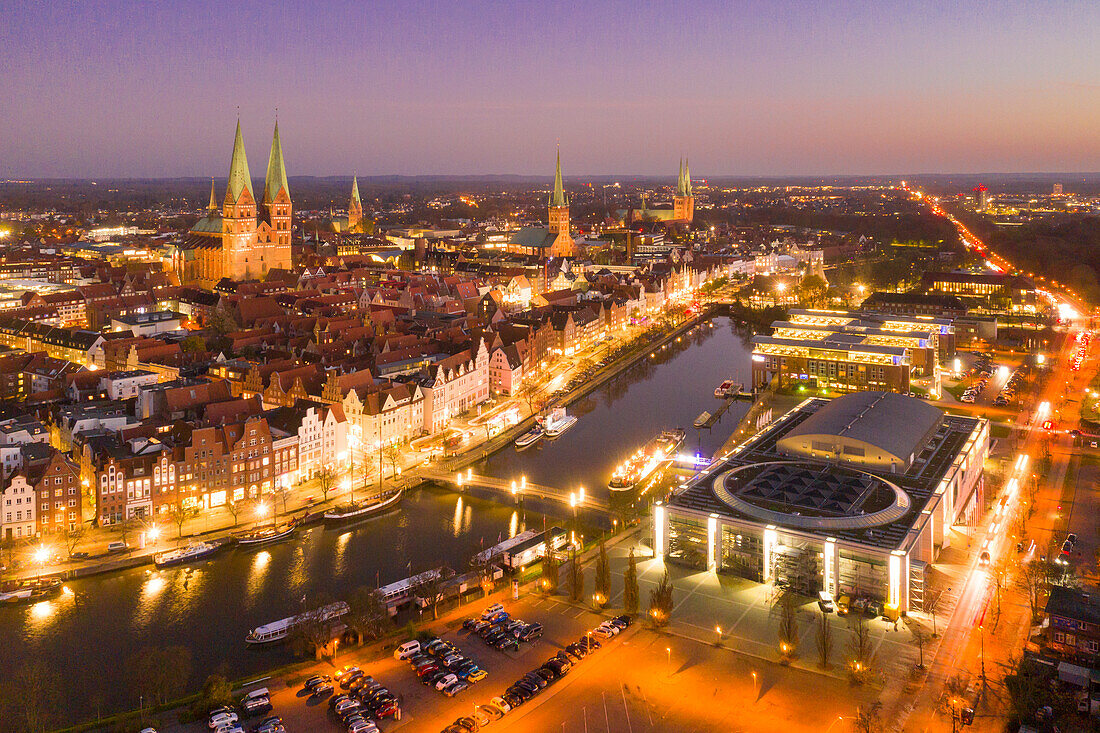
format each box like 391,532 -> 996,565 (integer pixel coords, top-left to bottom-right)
657,392 -> 988,614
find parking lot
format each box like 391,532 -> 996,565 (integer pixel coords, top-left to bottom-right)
172,535 -> 918,733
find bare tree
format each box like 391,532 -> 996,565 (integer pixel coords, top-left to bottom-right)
0,660 -> 61,733
382,443 -> 402,480
289,592 -> 338,659
774,590 -> 799,660
853,701 -> 883,733
60,523 -> 85,558
166,499 -> 195,539
847,616 -> 875,682
1017,557 -> 1049,624
126,645 -> 192,707
224,498 -> 243,527
316,466 -> 336,502
346,586 -> 392,644
542,551 -> 560,595
816,610 -> 833,669
415,570 -> 447,620
911,623 -> 929,669
648,567 -> 674,627
516,380 -> 547,417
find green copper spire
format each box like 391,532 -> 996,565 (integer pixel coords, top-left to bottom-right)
549,147 -> 567,208
684,158 -> 692,196
226,119 -> 254,203
263,121 -> 289,204
676,157 -> 687,197
207,178 -> 217,211
351,175 -> 361,204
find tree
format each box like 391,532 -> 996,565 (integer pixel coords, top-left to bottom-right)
126,645 -> 192,707
346,586 -> 392,644
991,553 -> 1012,628
911,623 -> 929,669
207,307 -> 240,336
816,610 -> 833,669
774,590 -> 799,661
1017,556 -> 1050,623
797,274 -> 829,307
180,334 -> 206,353
541,551 -> 559,595
594,539 -> 611,606
193,673 -> 234,715
316,466 -> 337,502
517,380 -> 546,417
623,547 -> 639,614
648,567 -> 673,627
847,616 -> 875,682
853,701 -> 883,733
0,660 -> 61,733
415,571 -> 447,620
568,546 -> 585,603
289,593 -> 339,658
224,498 -> 243,527
60,523 -> 85,558
166,499 -> 195,539
382,443 -> 402,480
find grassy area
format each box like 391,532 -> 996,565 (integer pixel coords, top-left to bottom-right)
944,381 -> 968,401
991,423 -> 1013,439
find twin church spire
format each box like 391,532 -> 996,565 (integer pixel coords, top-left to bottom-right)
222,119 -> 289,208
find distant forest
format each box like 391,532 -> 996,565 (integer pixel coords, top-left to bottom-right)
960,211 -> 1100,303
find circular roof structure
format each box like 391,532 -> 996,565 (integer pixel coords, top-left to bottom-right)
711,461 -> 911,531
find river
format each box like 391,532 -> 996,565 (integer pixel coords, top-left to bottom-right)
0,315 -> 755,720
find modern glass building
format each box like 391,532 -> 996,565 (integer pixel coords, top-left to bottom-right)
658,392 -> 988,615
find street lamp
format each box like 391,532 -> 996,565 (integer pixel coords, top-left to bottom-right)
34,545 -> 49,580
666,646 -> 671,678
751,670 -> 757,699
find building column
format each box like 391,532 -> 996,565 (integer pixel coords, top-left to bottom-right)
653,502 -> 668,561
888,550 -> 910,615
707,514 -> 720,572
823,537 -> 839,598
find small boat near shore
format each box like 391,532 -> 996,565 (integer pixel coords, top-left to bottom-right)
246,600 -> 350,645
608,428 -> 686,492
0,577 -> 63,604
323,489 -> 403,525
693,411 -> 712,429
714,380 -> 742,399
543,407 -> 578,439
514,425 -> 544,449
234,521 -> 297,547
153,539 -> 226,568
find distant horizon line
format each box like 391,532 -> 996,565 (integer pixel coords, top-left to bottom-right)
3,171 -> 1099,184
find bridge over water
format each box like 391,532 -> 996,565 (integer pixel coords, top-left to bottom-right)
417,468 -> 611,512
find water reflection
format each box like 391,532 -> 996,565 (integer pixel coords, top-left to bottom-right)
508,510 -> 518,539
245,551 -> 271,604
452,496 -> 464,537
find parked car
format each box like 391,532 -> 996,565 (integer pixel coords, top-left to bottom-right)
481,603 -> 504,619
208,711 -> 239,729
488,696 -> 512,715
442,679 -> 469,697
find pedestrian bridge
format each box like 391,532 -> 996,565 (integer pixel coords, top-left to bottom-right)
418,468 -> 610,512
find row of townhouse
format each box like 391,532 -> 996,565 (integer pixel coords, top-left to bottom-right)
0,446 -> 81,540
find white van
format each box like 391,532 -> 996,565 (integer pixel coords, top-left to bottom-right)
394,640 -> 421,660
243,687 -> 269,702
107,540 -> 128,553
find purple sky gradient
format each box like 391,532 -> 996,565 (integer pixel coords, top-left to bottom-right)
3,0 -> 1099,178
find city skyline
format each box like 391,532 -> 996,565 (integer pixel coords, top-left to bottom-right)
4,0 -> 1100,178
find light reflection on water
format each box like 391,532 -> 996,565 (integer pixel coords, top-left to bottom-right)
0,317 -> 755,722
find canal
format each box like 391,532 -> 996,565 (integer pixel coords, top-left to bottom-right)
0,316 -> 755,720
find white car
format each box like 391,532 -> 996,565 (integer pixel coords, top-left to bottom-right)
347,721 -> 378,733
488,696 -> 512,714
481,603 -> 504,619
592,625 -> 616,639
435,673 -> 458,691
208,712 -> 239,729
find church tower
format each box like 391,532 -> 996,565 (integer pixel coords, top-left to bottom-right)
673,158 -> 695,223
261,121 -> 292,274
348,176 -> 363,231
223,120 -> 258,281
548,147 -> 575,258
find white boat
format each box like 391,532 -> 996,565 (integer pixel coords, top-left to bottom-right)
693,411 -> 712,429
514,425 -> 544,449
246,601 -> 350,644
543,407 -> 578,438
0,578 -> 62,604
153,540 -> 224,568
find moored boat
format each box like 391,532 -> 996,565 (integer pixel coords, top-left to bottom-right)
514,425 -> 544,449
693,411 -> 712,429
153,540 -> 225,568
234,521 -> 297,547
323,489 -> 403,525
246,600 -> 350,644
714,380 -> 742,399
0,577 -> 62,604
543,407 -> 577,439
608,428 -> 686,491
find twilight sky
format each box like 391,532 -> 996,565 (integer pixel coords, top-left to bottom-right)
3,0 -> 1100,178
